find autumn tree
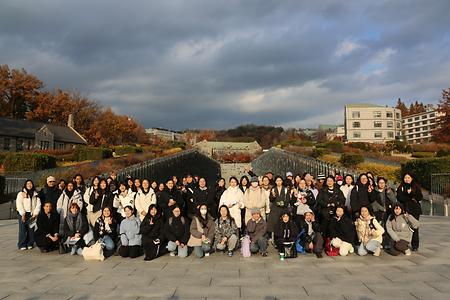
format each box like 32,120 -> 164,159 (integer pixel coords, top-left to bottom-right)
395,98 -> 408,117
0,64 -> 43,118
433,88 -> 450,143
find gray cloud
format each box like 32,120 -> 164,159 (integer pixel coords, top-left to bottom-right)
1,0 -> 449,130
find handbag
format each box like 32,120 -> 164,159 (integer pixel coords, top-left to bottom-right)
82,241 -> 105,261
394,239 -> 409,252
283,242 -> 297,258
325,238 -> 340,256
241,235 -> 251,257
295,229 -> 305,254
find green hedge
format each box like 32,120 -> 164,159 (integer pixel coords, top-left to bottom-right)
339,153 -> 364,167
74,146 -> 113,161
401,157 -> 450,190
3,153 -> 57,171
436,149 -> 450,157
310,148 -> 330,158
411,152 -> 435,158
114,146 -> 143,156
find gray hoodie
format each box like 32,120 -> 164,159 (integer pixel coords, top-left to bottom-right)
386,214 -> 420,242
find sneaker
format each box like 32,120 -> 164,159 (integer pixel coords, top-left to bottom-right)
228,250 -> 233,257
405,249 -> 412,256
27,246 -> 33,250
169,252 -> 176,257
316,253 -> 323,259
411,248 -> 418,252
205,252 -> 210,257
70,246 -> 77,255
373,248 -> 381,257
349,247 -> 354,254
261,251 -> 268,257
19,247 -> 27,251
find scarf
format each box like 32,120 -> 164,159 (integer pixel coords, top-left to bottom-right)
65,188 -> 74,199
66,211 -> 83,233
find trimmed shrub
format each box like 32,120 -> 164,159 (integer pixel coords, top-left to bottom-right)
323,141 -> 344,153
339,153 -> 364,168
436,148 -> 450,157
412,152 -> 435,158
74,146 -> 113,161
114,146 -> 143,156
4,153 -> 57,171
310,148 -> 330,158
401,157 -> 450,190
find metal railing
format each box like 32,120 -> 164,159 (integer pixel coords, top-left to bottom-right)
429,173 -> 450,217
251,147 -> 358,178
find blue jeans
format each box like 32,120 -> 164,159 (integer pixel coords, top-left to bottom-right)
250,237 -> 268,253
167,241 -> 188,257
194,243 -> 211,258
100,236 -> 115,251
358,240 -> 381,256
18,212 -> 34,249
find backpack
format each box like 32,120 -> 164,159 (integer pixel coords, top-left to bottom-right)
241,235 -> 251,257
325,238 -> 340,256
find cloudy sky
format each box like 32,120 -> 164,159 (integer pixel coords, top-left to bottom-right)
1,0 -> 449,130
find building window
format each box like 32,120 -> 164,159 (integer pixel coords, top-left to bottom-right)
430,113 -> 435,118
422,115 -> 427,119
373,111 -> 382,118
415,133 -> 420,138
16,139 -> 23,151
386,112 -> 393,118
352,122 -> 361,128
27,140 -> 33,150
374,132 -> 382,138
415,122 -> 420,126
422,120 -> 428,125
415,117 -> 420,121
408,129 -> 413,133
353,132 -> 361,138
396,122 -> 401,129
352,111 -> 360,118
396,112 -> 400,119
4,138 -> 10,150
374,121 -> 382,128
387,131 -> 394,138
387,121 -> 393,128
408,118 -> 412,122
415,128 -> 420,132
40,141 -> 50,150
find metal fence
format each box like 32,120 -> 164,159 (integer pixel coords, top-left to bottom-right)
251,147 -> 358,179
429,173 -> 450,217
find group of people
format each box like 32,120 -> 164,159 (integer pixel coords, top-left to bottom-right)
16,168 -> 423,260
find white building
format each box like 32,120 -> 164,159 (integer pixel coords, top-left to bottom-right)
402,106 -> 440,143
146,128 -> 184,141
344,104 -> 402,143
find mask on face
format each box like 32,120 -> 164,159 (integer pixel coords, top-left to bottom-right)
251,182 -> 259,188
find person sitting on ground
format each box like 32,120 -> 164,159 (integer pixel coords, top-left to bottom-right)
57,181 -> 83,235
119,206 -> 142,258
385,203 -> 420,256
93,206 -> 118,255
317,176 -> 345,236
246,209 -> 268,257
34,202 -> 60,253
213,205 -> 239,256
355,206 -> 384,257
63,202 -> 89,255
141,204 -> 166,261
164,205 -> 190,257
299,209 -> 324,258
328,206 -> 355,256
274,211 -> 299,256
188,204 -> 215,258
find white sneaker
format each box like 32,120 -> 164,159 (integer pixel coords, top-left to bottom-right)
19,247 -> 27,251
349,247 -> 354,254
27,246 -> 33,250
205,252 -> 210,257
373,248 -> 381,257
170,252 -> 176,257
405,249 -> 412,256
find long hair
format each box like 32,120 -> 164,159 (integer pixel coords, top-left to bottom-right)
218,204 -> 232,221
22,179 -> 35,197
389,203 -> 405,221
196,204 -> 210,228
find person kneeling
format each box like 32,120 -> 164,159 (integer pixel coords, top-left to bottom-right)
274,210 -> 298,257
299,209 -> 324,258
141,204 -> 165,261
164,206 -> 189,257
246,209 -> 268,257
188,204 -> 215,258
355,206 -> 384,257
94,206 -> 118,255
328,206 -> 355,256
385,203 -> 419,256
119,206 -> 142,258
35,202 -> 60,253
214,205 -> 239,256
63,203 -> 89,255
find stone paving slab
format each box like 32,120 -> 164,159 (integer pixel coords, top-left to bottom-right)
1,216 -> 450,299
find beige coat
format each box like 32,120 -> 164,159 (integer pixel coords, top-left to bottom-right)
243,186 -> 267,223
355,216 -> 384,245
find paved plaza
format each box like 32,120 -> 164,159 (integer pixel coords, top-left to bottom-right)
1,216 -> 450,300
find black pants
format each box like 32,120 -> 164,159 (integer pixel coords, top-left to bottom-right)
143,241 -> 166,261
119,245 -> 141,258
35,235 -> 59,252
275,238 -> 295,254
411,214 -> 420,250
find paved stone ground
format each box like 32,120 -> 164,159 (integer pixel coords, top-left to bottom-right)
1,217 -> 450,300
